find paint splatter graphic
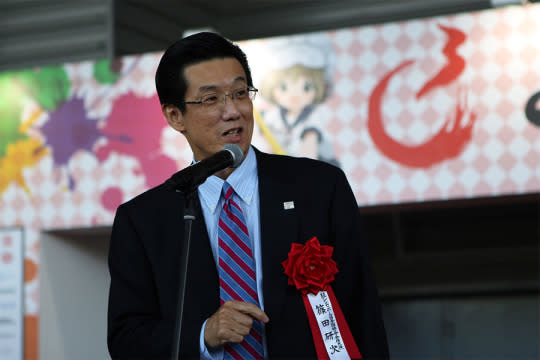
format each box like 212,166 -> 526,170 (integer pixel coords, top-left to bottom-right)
96,92 -> 176,210
93,59 -> 123,85
0,69 -> 62,195
16,67 -> 70,111
41,97 -> 102,189
0,75 -> 28,158
0,138 -> 48,195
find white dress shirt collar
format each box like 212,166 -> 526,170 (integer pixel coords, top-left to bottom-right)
198,146 -> 257,213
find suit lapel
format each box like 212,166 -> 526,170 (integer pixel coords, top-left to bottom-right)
256,150 -> 299,323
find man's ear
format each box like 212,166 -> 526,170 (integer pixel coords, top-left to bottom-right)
162,104 -> 185,133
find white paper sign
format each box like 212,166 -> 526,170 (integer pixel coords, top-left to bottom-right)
307,291 -> 351,360
0,228 -> 24,360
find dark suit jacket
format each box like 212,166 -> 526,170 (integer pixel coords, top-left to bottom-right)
107,149 -> 389,359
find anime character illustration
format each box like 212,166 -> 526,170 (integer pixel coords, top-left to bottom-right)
250,33 -> 340,167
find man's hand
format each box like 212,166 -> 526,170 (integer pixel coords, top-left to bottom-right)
204,300 -> 269,348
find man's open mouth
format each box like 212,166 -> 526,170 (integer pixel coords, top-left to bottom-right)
223,128 -> 241,136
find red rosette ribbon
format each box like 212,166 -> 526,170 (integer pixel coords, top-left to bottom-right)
282,236 -> 338,295
282,237 -> 362,359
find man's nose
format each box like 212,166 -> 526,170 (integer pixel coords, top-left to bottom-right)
221,94 -> 241,118
220,92 -> 236,104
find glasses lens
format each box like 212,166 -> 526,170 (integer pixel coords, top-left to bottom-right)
248,88 -> 257,101
233,88 -> 249,100
200,93 -> 219,107
195,87 -> 258,109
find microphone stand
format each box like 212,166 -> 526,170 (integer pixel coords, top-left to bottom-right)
171,187 -> 197,360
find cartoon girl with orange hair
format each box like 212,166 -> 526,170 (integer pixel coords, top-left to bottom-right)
252,33 -> 340,166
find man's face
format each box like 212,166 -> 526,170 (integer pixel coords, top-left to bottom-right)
163,57 -> 254,162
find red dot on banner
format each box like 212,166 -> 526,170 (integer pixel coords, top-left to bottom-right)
25,259 -> 38,283
2,236 -> 12,246
2,252 -> 12,264
102,187 -> 123,212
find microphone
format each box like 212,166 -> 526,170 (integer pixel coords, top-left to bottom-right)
166,144 -> 244,192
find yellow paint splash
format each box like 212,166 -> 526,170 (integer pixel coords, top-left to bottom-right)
0,108 -> 47,195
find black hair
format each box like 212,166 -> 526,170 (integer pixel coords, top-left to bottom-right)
155,32 -> 253,113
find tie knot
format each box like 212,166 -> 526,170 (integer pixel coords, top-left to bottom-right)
222,182 -> 234,201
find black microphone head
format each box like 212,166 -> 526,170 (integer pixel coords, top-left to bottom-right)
222,144 -> 244,167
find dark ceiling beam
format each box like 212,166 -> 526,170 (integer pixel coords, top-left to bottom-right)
1,0 -> 512,70
211,0 -> 491,40
0,1 -> 111,71
113,0 -> 217,55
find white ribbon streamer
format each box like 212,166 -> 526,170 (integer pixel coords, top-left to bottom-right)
307,291 -> 351,360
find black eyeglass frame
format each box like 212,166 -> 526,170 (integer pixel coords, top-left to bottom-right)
184,86 -> 258,106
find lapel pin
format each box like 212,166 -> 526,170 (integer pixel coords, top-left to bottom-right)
283,201 -> 295,210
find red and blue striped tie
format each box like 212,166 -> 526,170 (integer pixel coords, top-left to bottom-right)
218,182 -> 264,360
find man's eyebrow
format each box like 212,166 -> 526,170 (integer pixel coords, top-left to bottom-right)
196,77 -> 247,93
232,76 -> 247,84
197,85 -> 218,93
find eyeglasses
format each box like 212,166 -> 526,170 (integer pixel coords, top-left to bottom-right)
184,86 -> 258,109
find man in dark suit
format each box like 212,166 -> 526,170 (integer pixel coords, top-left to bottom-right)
107,32 -> 389,359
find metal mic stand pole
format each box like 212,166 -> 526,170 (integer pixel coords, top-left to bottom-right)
171,188 -> 197,360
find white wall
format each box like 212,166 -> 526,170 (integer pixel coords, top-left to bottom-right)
39,227 -> 111,360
